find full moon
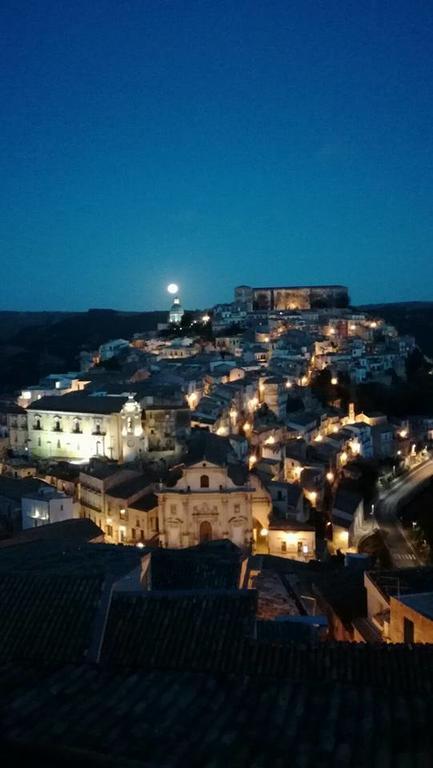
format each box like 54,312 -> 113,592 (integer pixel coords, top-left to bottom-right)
167,283 -> 179,295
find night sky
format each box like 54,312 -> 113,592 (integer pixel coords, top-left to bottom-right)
1,0 -> 433,311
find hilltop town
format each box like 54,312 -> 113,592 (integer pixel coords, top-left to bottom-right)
1,283 -> 433,764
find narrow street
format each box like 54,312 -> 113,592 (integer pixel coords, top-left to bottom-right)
374,459 -> 433,567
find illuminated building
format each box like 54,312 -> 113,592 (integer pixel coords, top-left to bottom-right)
235,284 -> 349,311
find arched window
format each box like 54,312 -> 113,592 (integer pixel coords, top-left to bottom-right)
34,418 -> 41,430
200,474 -> 209,488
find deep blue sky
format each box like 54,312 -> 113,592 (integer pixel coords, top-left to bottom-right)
1,0 -> 433,311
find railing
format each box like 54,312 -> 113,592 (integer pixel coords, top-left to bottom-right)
81,500 -> 102,513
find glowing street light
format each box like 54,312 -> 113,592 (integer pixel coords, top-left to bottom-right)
331,376 -> 338,385
167,283 -> 179,295
326,471 -> 334,483
202,314 -> 210,323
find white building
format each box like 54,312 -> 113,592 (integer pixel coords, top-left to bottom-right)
169,297 -> 184,325
22,485 -> 75,529
98,339 -> 130,361
27,393 -> 146,463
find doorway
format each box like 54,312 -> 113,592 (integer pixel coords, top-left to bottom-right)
199,520 -> 212,543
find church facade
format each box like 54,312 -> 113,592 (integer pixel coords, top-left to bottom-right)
157,458 -> 270,549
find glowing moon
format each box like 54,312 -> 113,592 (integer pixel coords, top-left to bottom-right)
167,283 -> 179,295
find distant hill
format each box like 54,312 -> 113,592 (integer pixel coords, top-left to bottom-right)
0,309 -> 167,394
357,302 -> 433,357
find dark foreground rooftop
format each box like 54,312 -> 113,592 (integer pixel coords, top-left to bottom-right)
1,662 -> 432,768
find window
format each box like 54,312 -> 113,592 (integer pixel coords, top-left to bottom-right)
60,504 -> 63,511
281,541 -> 287,553
234,504 -> 240,515
34,418 -> 41,430
107,525 -> 113,537
54,418 -> 62,432
403,617 -> 414,643
277,490 -> 283,501
170,504 -> 177,514
200,474 -> 209,488
136,518 -> 140,528
140,530 -> 145,542
37,437 -> 41,447
57,439 -> 61,449
131,528 -> 136,540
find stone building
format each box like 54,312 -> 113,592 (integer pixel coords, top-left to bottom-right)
241,284 -> 349,311
157,433 -> 270,549
26,393 -> 146,463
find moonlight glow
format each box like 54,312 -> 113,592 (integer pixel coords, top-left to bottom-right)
167,283 -> 179,295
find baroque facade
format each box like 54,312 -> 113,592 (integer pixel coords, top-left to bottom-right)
157,459 -> 270,549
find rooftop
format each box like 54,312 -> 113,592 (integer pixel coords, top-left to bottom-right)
397,592 -> 433,621
28,393 -> 131,414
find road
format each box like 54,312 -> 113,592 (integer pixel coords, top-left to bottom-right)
373,459 -> 433,567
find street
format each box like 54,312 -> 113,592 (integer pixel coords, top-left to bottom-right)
373,459 -> 433,567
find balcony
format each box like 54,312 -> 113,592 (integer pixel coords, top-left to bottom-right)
92,430 -> 106,436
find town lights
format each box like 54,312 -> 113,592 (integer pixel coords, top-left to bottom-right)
260,528 -> 268,537
326,471 -> 334,482
229,408 -> 238,420
248,455 -> 257,469
264,435 -> 275,445
331,376 -> 338,385
315,434 -> 323,442
188,392 -> 197,408
202,314 -> 210,323
399,429 -> 408,439
285,380 -> 292,389
243,422 -> 251,432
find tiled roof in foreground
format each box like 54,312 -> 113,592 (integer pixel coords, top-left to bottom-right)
1,664 -> 432,768
0,573 -> 104,664
101,589 -> 256,670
